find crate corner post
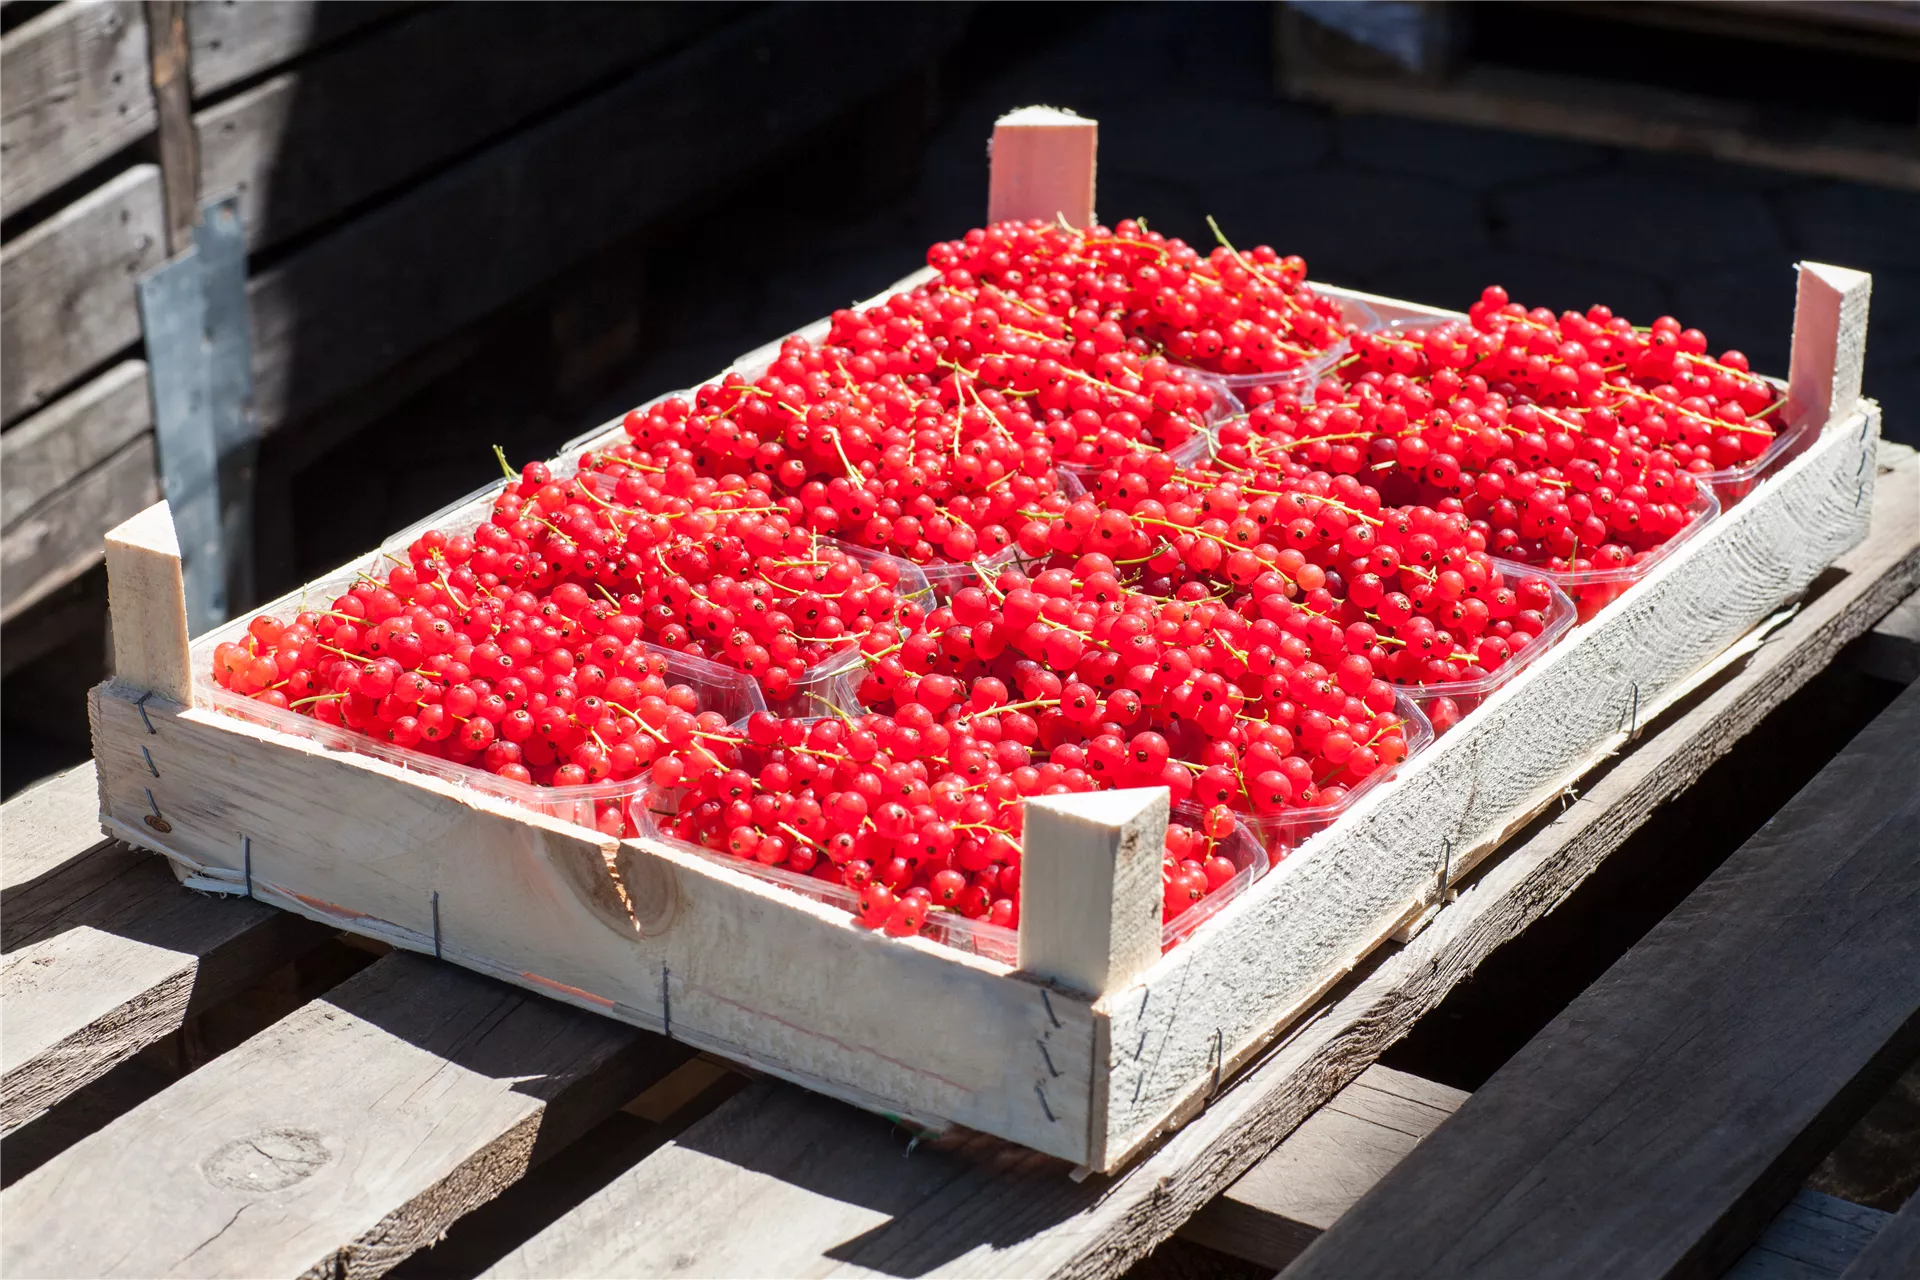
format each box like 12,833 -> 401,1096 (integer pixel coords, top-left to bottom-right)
1017,787 -> 1170,1000
987,105 -> 1098,229
102,500 -> 193,706
1790,261 -> 1873,429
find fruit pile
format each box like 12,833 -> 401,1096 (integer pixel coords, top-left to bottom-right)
211,218 -> 1778,947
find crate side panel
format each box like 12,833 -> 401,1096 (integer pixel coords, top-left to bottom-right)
87,688 -> 1096,1162
1096,408 -> 1880,1167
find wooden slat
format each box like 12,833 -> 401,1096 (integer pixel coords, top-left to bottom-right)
1,839 -> 324,1134
1840,1192 -> 1920,1280
0,360 -> 152,532
1285,679 -> 1920,1280
1726,1191 -> 1889,1280
1276,7 -> 1920,190
0,164 -> 166,425
1,762 -> 104,893
0,430 -> 158,622
0,951 -> 692,1279
0,1 -> 156,219
242,2 -> 968,434
486,449 -> 1920,1280
185,0 -> 408,99
194,2 -> 732,254
145,0 -> 200,255
1178,1066 -> 1467,1270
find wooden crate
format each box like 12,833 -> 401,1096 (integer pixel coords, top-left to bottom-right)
83,120 -> 1880,1169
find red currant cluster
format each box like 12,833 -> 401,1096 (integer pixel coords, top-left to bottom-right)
211,219 -> 1772,949
651,709 -> 1242,935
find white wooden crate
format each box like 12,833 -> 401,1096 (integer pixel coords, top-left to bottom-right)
85,115 -> 1879,1171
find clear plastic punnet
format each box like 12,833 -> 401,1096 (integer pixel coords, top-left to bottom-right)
1511,486 -> 1722,623
1238,688 -> 1435,865
1182,295 -> 1381,412
1697,400 -> 1815,507
193,561 -> 766,839
1403,563 -> 1578,736
1058,369 -> 1240,487
757,538 -> 935,716
637,771 -> 1269,963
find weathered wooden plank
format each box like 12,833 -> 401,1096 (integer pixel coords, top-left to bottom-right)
1839,1191 -> 1920,1280
185,0 -> 408,98
0,951 -> 691,1279
1285,679 -> 1920,1280
0,431 -> 158,622
1178,1066 -> 1467,1270
0,360 -> 152,532
0,1 -> 155,219
145,0 -> 200,255
0,164 -> 166,425
1,761 -> 104,893
486,450 -> 1920,1280
195,2 -> 733,253
1726,1191 -> 1889,1280
243,2 -> 969,433
1,839 -> 324,1134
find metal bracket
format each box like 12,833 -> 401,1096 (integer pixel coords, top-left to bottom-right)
136,195 -> 257,634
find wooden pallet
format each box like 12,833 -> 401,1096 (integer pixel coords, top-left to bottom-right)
1274,1 -> 1920,190
1284,676 -> 1920,1278
6,442 -> 1916,1276
80,110 -> 1883,1170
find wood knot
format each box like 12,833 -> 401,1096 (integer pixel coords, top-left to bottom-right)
202,1127 -> 331,1192
620,848 -> 681,937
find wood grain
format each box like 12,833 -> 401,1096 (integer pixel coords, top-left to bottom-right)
0,1 -> 155,219
481,450 -> 1919,1280
185,0 -> 409,99
1285,678 -> 1920,1280
241,3 -> 968,433
1,839 -> 323,1133
1178,1066 -> 1466,1269
0,164 -> 166,425
194,2 -> 732,253
0,951 -> 689,1279
0,360 -> 152,533
145,1 -> 199,255
2,430 -> 159,622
